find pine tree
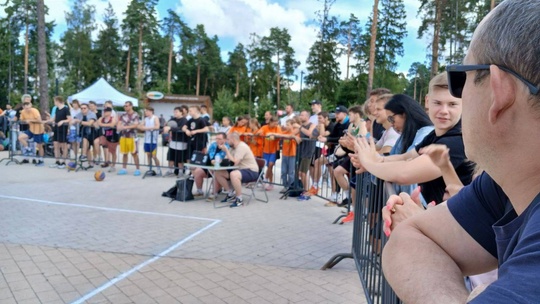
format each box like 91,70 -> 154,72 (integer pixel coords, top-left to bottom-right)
259,27 -> 299,109
59,0 -> 97,92
95,2 -> 122,86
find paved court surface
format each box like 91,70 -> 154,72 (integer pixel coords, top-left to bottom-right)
0,151 -> 366,304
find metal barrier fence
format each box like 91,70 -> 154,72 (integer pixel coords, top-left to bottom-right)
322,173 -> 402,304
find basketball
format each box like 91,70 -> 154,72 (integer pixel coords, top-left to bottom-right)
94,171 -> 106,181
166,120 -> 178,128
67,162 -> 77,171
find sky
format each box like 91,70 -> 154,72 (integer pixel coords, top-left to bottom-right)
2,0 -> 431,89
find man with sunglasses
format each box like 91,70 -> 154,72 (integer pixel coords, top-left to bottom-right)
382,0 -> 540,302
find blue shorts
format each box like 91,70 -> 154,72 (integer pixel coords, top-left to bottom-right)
144,143 -> 157,154
239,169 -> 259,183
23,130 -> 44,144
263,152 -> 277,164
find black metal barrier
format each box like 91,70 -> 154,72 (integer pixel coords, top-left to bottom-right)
321,173 -> 402,304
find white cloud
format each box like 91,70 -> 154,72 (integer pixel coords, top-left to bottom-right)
175,0 -> 319,80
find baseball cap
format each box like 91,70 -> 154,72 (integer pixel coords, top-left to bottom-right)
310,99 -> 321,105
335,105 -> 348,114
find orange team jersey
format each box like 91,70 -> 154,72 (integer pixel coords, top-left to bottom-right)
228,125 -> 251,142
259,125 -> 281,154
281,130 -> 297,157
248,133 -> 263,158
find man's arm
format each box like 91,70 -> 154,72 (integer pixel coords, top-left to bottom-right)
383,201 -> 498,303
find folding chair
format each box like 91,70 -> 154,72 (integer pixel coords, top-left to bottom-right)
242,158 -> 269,205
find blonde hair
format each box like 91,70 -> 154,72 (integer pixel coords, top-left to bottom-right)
428,72 -> 449,96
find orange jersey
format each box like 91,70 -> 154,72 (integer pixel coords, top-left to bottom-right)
258,125 -> 281,154
228,125 -> 251,142
247,134 -> 264,158
280,130 -> 297,157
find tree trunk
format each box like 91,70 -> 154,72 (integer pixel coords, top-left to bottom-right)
125,46 -> 131,92
346,25 -> 351,80
204,77 -> 208,96
137,22 -> 144,95
235,71 -> 240,97
167,39 -> 173,94
36,0 -> 49,114
24,17 -> 29,94
431,0 -> 444,77
196,59 -> 201,96
367,0 -> 379,97
276,51 -> 280,110
413,76 -> 417,101
491,0 -> 495,10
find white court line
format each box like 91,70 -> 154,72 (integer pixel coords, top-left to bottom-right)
0,195 -> 221,304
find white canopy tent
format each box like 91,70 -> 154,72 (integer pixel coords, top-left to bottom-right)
68,77 -> 138,107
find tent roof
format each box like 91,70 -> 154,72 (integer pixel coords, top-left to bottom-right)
68,78 -> 138,107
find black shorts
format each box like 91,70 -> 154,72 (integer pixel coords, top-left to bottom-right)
167,148 -> 189,164
310,147 -> 322,166
333,155 -> 351,170
53,125 -> 68,143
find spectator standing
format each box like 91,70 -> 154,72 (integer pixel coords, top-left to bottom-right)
297,110 -> 319,199
256,116 -> 281,190
275,118 -> 301,193
97,108 -> 118,172
73,104 -> 98,168
182,105 -> 210,157
163,107 -> 188,177
49,96 -> 71,169
116,101 -> 141,176
140,106 -> 161,176
280,104 -> 295,127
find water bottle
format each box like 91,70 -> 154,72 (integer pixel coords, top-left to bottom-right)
215,155 -> 221,168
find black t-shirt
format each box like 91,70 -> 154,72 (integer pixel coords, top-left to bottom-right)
415,120 -> 475,204
55,106 -> 70,124
372,121 -> 385,141
170,117 -> 188,142
186,117 -> 210,145
327,120 -> 350,144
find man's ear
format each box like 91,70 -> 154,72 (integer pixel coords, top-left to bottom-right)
488,65 -> 516,124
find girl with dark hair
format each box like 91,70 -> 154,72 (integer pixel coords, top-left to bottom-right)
384,94 -> 434,154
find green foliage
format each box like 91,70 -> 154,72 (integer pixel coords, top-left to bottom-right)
94,2 -> 122,84
212,88 -> 249,122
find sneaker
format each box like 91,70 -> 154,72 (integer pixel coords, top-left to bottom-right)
279,187 -> 287,194
49,161 -> 60,168
206,194 -> 216,202
95,157 -> 101,165
194,190 -> 204,197
35,160 -> 44,167
79,155 -> 87,161
229,198 -> 244,208
57,163 -> 66,169
329,192 -> 338,202
156,170 -> 162,177
163,170 -> 175,177
297,194 -> 311,201
220,195 -> 236,203
264,184 -> 274,191
305,186 -> 318,196
23,148 -> 32,156
324,201 -> 338,207
100,162 -> 109,168
21,159 -> 29,164
118,168 -> 127,175
108,167 -> 116,173
32,159 -> 37,164
134,169 -> 141,176
86,165 -> 94,169
342,211 -> 354,223
337,198 -> 350,208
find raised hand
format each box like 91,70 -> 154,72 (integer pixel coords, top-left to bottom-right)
382,186 -> 425,237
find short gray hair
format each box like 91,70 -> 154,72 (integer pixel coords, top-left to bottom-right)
470,0 -> 540,102
21,94 -> 31,102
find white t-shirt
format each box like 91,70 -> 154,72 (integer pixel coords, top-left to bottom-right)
280,113 -> 295,127
376,127 -> 400,150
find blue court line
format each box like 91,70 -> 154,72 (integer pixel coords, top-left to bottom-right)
0,195 -> 221,304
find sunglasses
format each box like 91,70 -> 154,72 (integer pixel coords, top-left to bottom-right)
446,64 -> 540,98
387,114 -> 397,124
